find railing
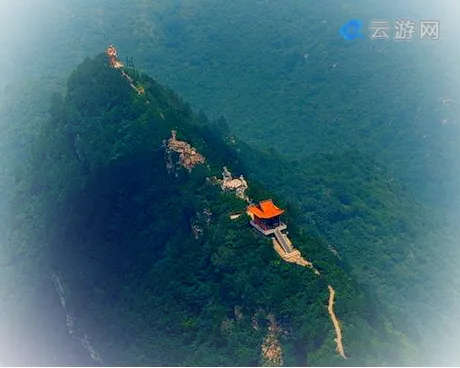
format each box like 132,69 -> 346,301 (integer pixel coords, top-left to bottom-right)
250,221 -> 287,236
274,228 -> 293,254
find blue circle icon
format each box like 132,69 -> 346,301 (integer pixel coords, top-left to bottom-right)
339,19 -> 365,40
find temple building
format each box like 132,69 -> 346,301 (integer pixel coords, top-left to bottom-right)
247,199 -> 287,236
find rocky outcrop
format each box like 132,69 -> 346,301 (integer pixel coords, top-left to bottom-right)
165,130 -> 206,173
190,207 -> 212,240
217,166 -> 250,202
261,314 -> 284,367
51,271 -> 103,365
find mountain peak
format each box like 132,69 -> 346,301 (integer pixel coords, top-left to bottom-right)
0,46 -> 421,367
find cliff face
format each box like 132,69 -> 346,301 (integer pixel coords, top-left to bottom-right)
0,53 -> 418,366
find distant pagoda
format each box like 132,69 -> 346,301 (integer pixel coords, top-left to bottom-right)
106,44 -> 124,69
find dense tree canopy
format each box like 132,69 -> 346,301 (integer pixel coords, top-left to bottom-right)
1,1 -> 459,365
0,53 -> 424,366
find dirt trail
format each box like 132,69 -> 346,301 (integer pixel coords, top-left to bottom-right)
107,45 -> 144,95
104,44 -> 346,362
327,285 -> 347,359
272,239 -> 346,359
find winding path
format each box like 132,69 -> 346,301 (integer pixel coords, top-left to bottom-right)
105,44 -> 346,362
327,285 -> 347,359
272,239 -> 346,359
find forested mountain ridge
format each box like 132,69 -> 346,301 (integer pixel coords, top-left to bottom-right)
239,142 -> 460,366
0,52 -> 419,366
2,0 -> 459,211
1,1 -> 459,365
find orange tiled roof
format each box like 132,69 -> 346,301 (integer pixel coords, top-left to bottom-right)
247,199 -> 284,219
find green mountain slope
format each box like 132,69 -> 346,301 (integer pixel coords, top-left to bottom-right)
0,53 -> 421,366
239,143 -> 460,366
2,0 -> 459,210
1,1 -> 460,365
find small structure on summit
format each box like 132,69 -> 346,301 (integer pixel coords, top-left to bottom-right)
247,199 -> 287,236
106,45 -> 144,94
106,44 -> 124,69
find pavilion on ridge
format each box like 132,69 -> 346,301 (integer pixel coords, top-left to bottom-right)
247,199 -> 287,236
